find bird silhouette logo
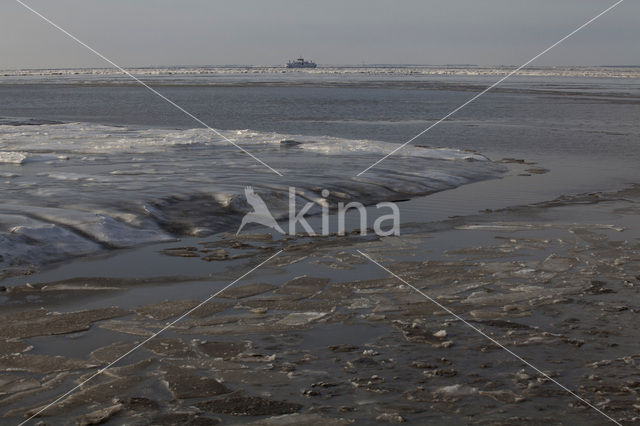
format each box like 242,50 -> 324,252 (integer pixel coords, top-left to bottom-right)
236,186 -> 285,235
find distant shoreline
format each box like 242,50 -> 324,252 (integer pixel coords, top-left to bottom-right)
2,64 -> 640,79
2,64 -> 640,71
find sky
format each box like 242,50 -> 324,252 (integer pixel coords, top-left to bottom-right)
0,0 -> 638,69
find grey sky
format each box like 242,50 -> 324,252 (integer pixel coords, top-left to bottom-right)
1,0 -> 637,69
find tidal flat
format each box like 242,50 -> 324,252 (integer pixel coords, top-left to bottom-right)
1,184 -> 640,425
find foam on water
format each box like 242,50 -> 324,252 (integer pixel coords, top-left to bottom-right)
0,120 -> 505,272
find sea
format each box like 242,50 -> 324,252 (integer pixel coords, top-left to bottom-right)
1,65 -> 639,275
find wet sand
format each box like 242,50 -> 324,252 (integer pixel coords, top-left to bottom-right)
1,181 -> 640,425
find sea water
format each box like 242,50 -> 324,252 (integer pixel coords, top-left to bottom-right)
0,66 -> 639,272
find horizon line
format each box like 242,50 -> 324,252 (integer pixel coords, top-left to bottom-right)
2,63 -> 640,72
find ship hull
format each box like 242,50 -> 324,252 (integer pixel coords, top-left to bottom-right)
285,58 -> 317,68
285,63 -> 317,69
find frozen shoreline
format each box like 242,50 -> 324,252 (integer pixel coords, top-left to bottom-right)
0,66 -> 638,423
1,183 -> 639,424
0,120 -> 504,277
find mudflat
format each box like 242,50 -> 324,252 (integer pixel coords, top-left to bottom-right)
1,185 -> 639,424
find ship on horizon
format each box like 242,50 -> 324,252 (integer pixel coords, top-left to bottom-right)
285,57 -> 317,68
